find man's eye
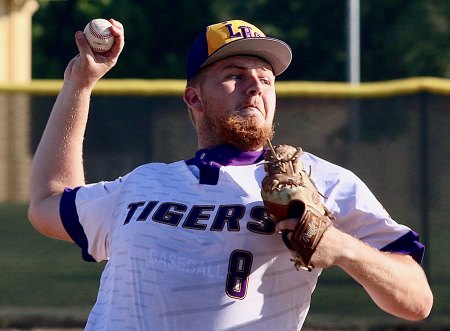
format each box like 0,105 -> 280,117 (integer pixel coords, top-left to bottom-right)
229,74 -> 242,80
260,78 -> 271,85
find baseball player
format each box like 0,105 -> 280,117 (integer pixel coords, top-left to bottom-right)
28,19 -> 432,330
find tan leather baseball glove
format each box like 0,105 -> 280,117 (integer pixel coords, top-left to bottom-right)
261,141 -> 334,271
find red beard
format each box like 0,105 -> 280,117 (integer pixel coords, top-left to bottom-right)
203,111 -> 274,151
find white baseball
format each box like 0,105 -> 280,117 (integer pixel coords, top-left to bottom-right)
83,19 -> 114,53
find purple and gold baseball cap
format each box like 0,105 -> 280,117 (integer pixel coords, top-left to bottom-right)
186,19 -> 292,81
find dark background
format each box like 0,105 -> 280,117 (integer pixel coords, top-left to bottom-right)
32,0 -> 450,82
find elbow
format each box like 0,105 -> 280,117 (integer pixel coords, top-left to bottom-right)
28,203 -> 46,235
380,281 -> 434,321
396,286 -> 433,321
27,196 -> 72,242
398,258 -> 434,321
410,273 -> 434,321
410,289 -> 433,321
27,201 -> 58,238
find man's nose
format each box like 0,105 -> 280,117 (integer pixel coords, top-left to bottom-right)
245,75 -> 263,96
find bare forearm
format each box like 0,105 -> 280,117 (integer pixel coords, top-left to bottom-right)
333,229 -> 433,320
30,83 -> 91,200
28,19 -> 125,241
28,82 -> 92,240
30,19 -> 124,202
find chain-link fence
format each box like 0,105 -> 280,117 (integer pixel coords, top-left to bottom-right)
1,78 -> 449,328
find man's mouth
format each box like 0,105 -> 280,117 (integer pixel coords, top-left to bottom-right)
239,104 -> 261,113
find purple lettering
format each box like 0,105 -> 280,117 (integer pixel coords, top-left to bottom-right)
211,205 -> 244,231
123,201 -> 145,224
247,206 -> 275,235
225,23 -> 242,38
239,25 -> 253,38
153,202 -> 187,226
183,205 -> 215,230
137,201 -> 158,221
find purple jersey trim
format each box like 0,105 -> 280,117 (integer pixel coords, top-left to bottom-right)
60,187 -> 96,262
185,145 -> 266,185
380,230 -> 425,264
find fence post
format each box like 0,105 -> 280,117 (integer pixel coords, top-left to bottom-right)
419,92 -> 430,275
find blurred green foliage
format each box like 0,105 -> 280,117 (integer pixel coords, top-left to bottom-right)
32,0 -> 450,81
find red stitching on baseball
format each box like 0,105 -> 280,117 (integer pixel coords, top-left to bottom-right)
92,47 -> 108,52
89,21 -> 112,40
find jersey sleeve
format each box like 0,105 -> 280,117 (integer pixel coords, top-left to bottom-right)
303,153 -> 425,264
60,176 -> 127,262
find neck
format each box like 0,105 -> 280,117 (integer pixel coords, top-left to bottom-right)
198,141 -> 264,152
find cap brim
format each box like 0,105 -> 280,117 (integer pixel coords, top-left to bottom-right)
201,37 -> 292,76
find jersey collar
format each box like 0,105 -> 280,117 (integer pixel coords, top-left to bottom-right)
185,145 -> 266,185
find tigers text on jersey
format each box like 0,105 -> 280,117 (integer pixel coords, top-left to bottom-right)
60,145 -> 424,331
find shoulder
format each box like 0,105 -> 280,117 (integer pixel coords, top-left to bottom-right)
128,160 -> 192,182
300,151 -> 374,208
78,160 -> 190,198
109,160 -> 188,181
301,151 -> 358,184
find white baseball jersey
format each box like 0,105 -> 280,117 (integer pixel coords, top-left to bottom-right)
60,145 -> 424,331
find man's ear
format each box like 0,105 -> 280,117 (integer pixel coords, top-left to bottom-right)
183,87 -> 203,112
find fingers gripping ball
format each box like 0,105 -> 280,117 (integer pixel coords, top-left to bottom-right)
83,19 -> 114,53
261,140 -> 334,271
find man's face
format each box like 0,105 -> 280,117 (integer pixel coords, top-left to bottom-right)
195,55 -> 277,151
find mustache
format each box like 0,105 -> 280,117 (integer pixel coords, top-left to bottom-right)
238,99 -> 260,110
